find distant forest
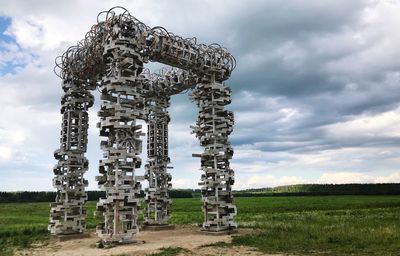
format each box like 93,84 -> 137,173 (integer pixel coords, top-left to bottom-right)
0,183 -> 399,203
0,189 -> 193,203
233,183 -> 400,197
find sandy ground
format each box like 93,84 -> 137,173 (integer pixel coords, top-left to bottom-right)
15,226 -> 279,256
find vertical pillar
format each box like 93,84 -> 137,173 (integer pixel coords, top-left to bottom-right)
191,77 -> 237,233
144,96 -> 172,226
49,79 -> 93,235
95,35 -> 146,244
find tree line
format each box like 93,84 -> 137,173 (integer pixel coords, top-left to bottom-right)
0,189 -> 193,203
1,184 -> 400,203
234,183 -> 400,197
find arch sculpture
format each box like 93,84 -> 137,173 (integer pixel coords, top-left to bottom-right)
48,7 -> 237,244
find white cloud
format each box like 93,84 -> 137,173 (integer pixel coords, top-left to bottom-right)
0,41 -> 35,68
325,105 -> 400,139
317,171 -> 400,184
234,171 -> 400,190
172,178 -> 199,189
234,175 -> 308,190
317,172 -> 374,184
0,146 -> 13,162
375,172 -> 400,183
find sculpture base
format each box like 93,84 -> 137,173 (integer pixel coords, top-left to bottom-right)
56,233 -> 91,242
142,224 -> 175,231
198,228 -> 238,236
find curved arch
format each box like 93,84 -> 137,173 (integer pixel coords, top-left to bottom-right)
54,7 -> 236,84
49,7 -> 237,244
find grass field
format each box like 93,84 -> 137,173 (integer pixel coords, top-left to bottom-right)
1,195 -> 400,255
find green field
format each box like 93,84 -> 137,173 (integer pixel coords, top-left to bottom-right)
1,196 -> 400,255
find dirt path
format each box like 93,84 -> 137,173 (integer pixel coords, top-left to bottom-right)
16,226 -> 277,256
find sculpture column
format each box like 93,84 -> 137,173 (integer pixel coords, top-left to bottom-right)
49,79 -> 93,235
95,34 -> 147,244
191,76 -> 237,233
144,95 -> 172,226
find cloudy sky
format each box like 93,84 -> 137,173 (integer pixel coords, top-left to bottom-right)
1,0 -> 400,191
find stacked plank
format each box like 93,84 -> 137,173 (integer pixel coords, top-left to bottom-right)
144,96 -> 172,226
191,80 -> 237,232
95,30 -> 147,244
49,79 -> 93,235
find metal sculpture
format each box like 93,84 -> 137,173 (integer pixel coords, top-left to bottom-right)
49,80 -> 93,235
145,91 -> 171,226
49,6 -> 237,244
191,80 -> 237,232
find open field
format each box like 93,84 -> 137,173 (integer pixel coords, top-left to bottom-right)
1,196 -> 400,255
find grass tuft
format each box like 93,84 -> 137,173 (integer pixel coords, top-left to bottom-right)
149,246 -> 189,256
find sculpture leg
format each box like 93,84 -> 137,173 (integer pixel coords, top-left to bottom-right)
145,96 -> 172,226
191,80 -> 237,232
49,80 -> 93,235
95,40 -> 146,244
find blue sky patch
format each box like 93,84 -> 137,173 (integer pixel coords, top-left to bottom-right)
0,15 -> 32,76
0,16 -> 14,43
